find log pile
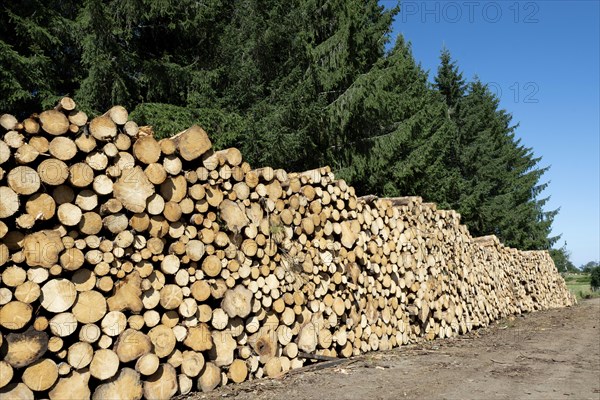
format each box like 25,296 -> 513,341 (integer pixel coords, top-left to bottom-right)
0,99 -> 575,399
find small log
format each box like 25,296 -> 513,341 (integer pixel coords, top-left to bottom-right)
136,353 -> 160,376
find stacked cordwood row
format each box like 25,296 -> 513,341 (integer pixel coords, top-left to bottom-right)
0,99 -> 575,399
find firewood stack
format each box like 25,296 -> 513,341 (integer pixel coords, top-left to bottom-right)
0,98 -> 575,399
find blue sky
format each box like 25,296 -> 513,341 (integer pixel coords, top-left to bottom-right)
383,0 -> 599,266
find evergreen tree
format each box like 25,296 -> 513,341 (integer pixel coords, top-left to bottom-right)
0,0 -> 79,117
453,79 -> 558,249
433,48 -> 466,118
338,37 -> 460,207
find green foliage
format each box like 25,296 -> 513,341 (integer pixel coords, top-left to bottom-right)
432,50 -> 559,249
580,261 -> 599,273
0,0 -> 560,252
590,267 -> 600,290
0,0 -> 79,117
129,103 -> 245,149
549,244 -> 577,273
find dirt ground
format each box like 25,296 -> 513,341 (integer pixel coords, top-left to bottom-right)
186,298 -> 600,400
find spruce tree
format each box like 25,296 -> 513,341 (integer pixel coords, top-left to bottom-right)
454,80 -> 558,249
0,0 -> 79,117
433,48 -> 466,118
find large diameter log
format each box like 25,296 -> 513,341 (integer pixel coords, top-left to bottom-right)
148,325 -> 176,358
115,329 -> 152,362
0,361 -> 13,389
41,279 -> 77,313
208,331 -> 236,367
297,322 -> 317,352
221,285 -> 252,318
181,351 -> 205,378
106,105 -> 129,125
197,362 -> 221,392
133,135 -> 161,164
142,364 -> 178,400
0,140 -> 10,165
0,383 -> 34,400
37,158 -> 69,186
3,330 -> 49,368
26,193 -> 56,221
89,116 -> 117,141
22,358 -> 58,391
107,271 -> 143,312
0,301 -> 32,330
8,166 -> 40,195
49,370 -> 91,400
90,349 -> 120,381
39,110 -> 69,135
228,359 -> 248,383
184,323 -> 213,351
219,200 -> 249,232
92,368 -> 143,400
72,290 -> 107,323
0,187 -> 19,218
23,230 -> 65,268
113,166 -> 155,213
136,353 -> 160,376
170,125 -> 212,161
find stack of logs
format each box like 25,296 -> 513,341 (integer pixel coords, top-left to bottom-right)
0,98 -> 575,399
